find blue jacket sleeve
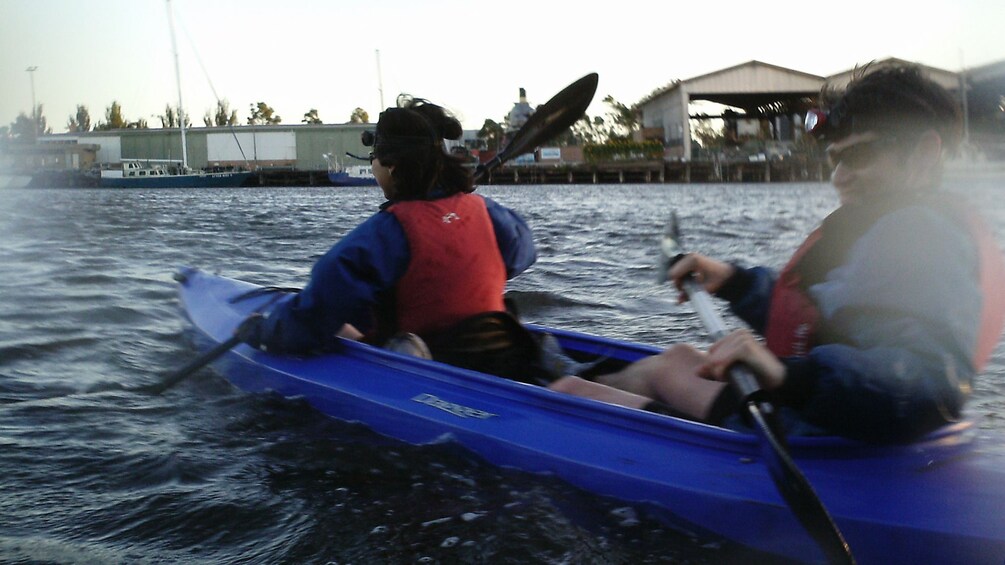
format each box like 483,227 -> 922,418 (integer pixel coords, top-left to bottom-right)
253,212 -> 410,354
775,206 -> 981,442
717,265 -> 777,333
484,196 -> 537,278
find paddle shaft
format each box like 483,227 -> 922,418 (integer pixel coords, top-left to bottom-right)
140,333 -> 245,395
681,279 -> 760,397
141,313 -> 262,395
681,277 -> 854,564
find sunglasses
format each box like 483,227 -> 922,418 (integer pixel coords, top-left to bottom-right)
826,137 -> 900,170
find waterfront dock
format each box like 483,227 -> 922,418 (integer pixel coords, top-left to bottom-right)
250,157 -> 830,186
479,156 -> 829,185
18,157 -> 832,188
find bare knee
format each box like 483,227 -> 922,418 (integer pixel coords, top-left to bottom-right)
548,376 -> 651,410
548,375 -> 592,395
662,343 -> 703,362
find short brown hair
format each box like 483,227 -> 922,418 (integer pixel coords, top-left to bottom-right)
821,63 -> 962,154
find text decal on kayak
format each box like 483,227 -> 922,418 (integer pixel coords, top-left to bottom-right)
412,393 -> 497,419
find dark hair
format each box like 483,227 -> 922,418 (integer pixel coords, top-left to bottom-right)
820,63 -> 962,154
373,95 -> 472,200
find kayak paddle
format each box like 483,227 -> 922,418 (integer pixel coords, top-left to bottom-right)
660,211 -> 855,564
475,73 -> 598,182
139,311 -> 263,395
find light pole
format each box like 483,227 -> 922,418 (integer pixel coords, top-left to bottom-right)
25,66 -> 38,139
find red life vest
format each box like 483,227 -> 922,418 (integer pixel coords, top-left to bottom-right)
967,211 -> 1005,371
764,209 -> 1005,371
764,228 -> 823,358
388,193 -> 507,336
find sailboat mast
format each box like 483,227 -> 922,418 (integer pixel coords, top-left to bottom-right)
166,0 -> 189,171
376,49 -> 385,110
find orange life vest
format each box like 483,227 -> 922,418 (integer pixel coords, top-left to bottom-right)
388,193 -> 507,336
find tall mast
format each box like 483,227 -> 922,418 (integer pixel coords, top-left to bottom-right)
166,0 -> 189,171
959,49 -> 971,148
376,49 -> 385,110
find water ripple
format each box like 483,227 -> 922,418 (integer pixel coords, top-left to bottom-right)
0,182 -> 1002,563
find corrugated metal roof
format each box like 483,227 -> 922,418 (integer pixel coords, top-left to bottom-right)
638,58 -> 968,108
639,61 -> 824,107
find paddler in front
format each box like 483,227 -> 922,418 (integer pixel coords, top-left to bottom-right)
551,63 -> 1005,443
241,96 -> 548,383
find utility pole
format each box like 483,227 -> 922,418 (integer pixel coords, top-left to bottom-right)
25,66 -> 38,140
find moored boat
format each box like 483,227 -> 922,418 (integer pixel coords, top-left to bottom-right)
0,171 -> 33,189
324,152 -> 377,187
94,2 -> 253,190
175,267 -> 1005,564
328,165 -> 377,187
99,160 -> 252,188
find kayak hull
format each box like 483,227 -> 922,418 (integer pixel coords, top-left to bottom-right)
176,267 -> 1005,564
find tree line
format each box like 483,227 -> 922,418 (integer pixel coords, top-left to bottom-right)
2,94 -> 644,150
1,100 -> 372,144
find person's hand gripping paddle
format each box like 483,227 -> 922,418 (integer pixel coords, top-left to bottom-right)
659,211 -> 855,565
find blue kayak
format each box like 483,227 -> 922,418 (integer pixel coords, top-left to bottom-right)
175,267 -> 1005,564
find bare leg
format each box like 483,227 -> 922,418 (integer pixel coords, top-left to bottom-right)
596,344 -> 727,421
548,376 -> 652,410
596,344 -> 705,396
337,323 -> 364,340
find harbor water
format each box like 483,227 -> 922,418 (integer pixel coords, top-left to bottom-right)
2,179 -> 1004,563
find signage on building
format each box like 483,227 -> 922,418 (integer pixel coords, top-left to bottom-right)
539,147 -> 561,161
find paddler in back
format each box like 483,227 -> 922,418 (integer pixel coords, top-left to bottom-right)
242,96 -> 547,383
550,63 -> 1005,443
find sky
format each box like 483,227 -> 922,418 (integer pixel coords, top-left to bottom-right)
1,0 -> 1003,133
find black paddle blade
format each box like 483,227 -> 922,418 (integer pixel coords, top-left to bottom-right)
748,403 -> 855,564
475,72 -> 599,181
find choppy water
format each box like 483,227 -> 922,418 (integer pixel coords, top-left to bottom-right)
2,179 -> 1003,564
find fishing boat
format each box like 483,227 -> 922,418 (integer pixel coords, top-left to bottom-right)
324,152 -> 378,187
99,160 -> 252,189
174,266 -> 1005,564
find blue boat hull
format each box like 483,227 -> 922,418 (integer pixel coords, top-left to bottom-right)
100,171 -> 253,188
176,267 -> 1005,564
328,171 -> 378,187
